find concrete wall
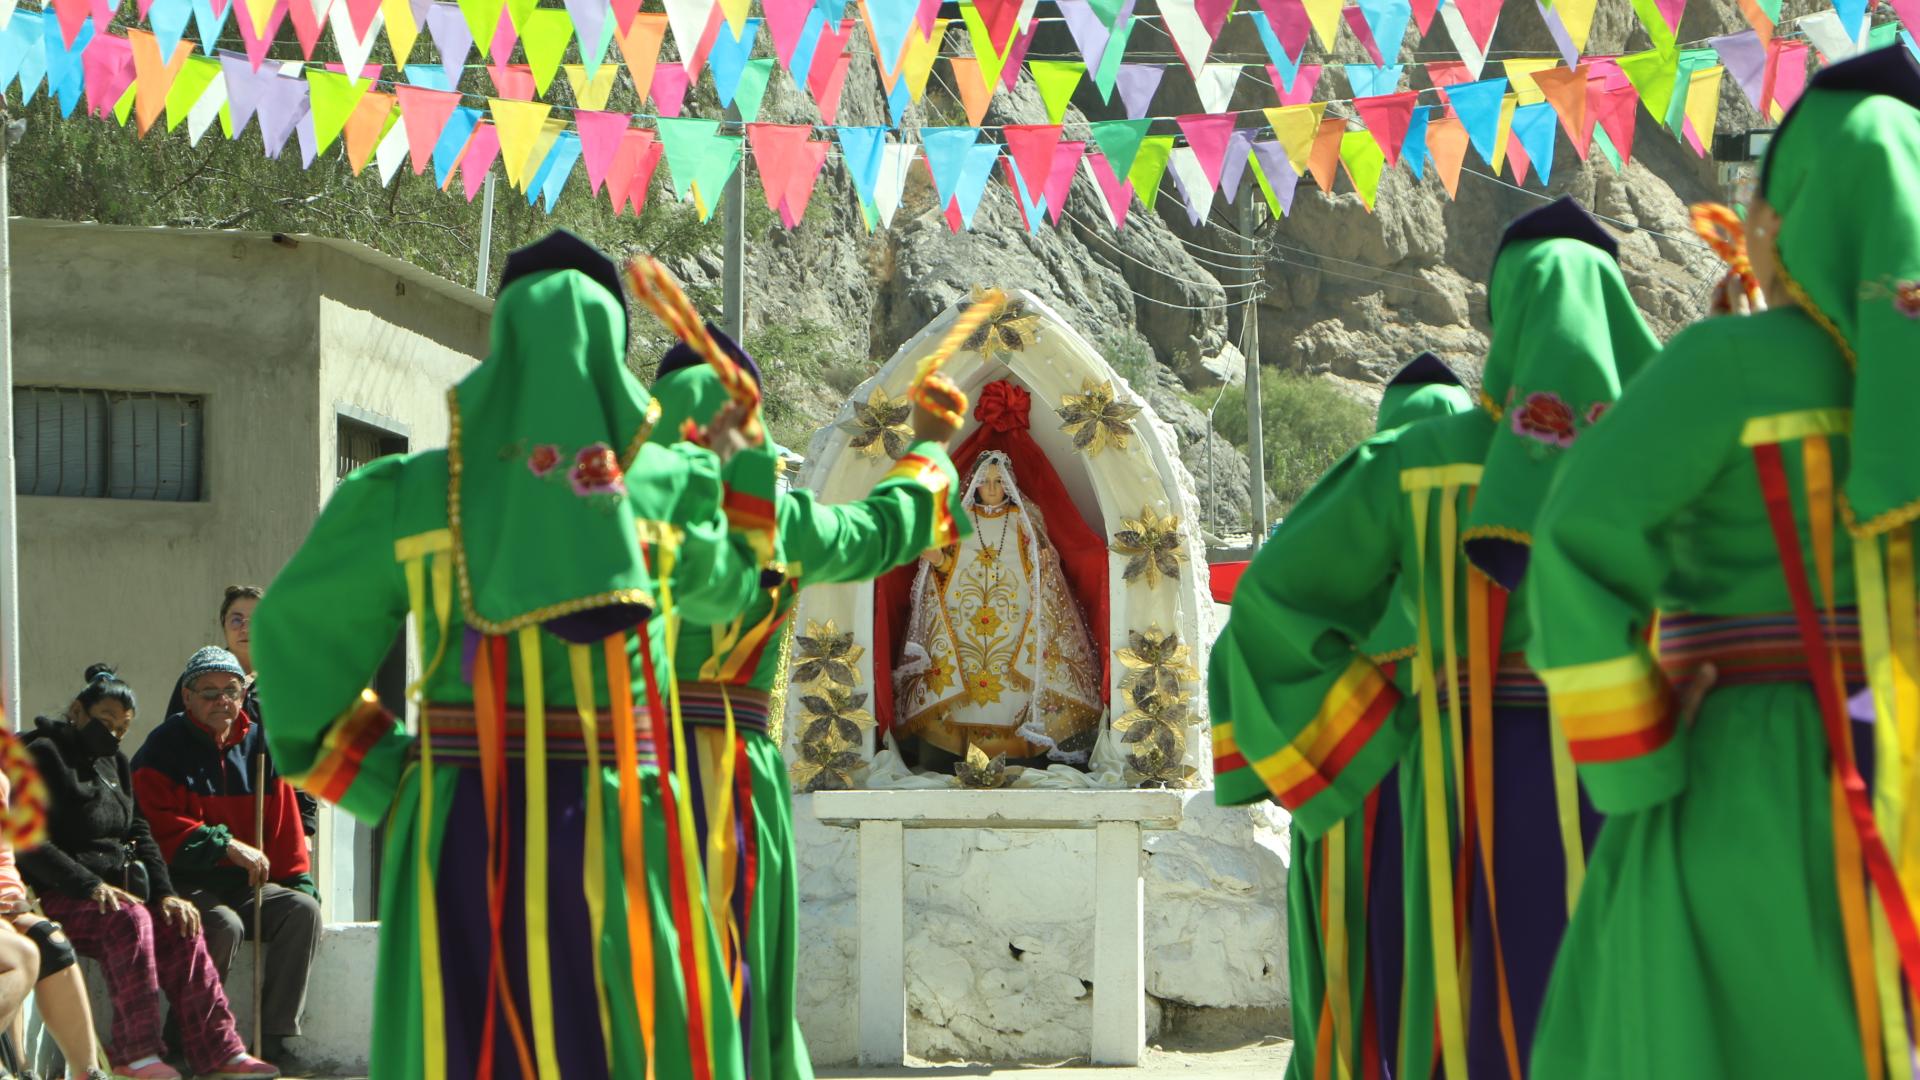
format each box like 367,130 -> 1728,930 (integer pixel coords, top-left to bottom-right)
10,222 -> 487,747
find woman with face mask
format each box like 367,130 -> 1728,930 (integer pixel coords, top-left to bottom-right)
19,667 -> 274,1080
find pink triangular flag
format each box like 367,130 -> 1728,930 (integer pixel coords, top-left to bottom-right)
610,0 -> 640,33
1594,81 -> 1638,164
1763,38 -> 1810,118
1085,151 -> 1134,228
780,138 -> 831,223
1000,22 -> 1038,89
1269,63 -> 1322,106
342,0 -> 380,38
914,0 -> 940,35
1507,130 -> 1533,184
1343,6 -> 1385,66
487,62 -> 536,99
1175,113 -> 1237,189
748,122 -> 810,212
811,50 -> 853,123
51,0 -> 90,47
83,33 -> 138,120
651,62 -> 691,116
1453,0 -> 1500,49
1352,91 -> 1417,166
574,110 -> 631,194
395,84 -> 461,174
628,135 -> 665,216
1654,0 -> 1685,35
1043,139 -> 1086,225
288,0 -> 327,58
1002,124 -> 1065,204
766,0 -> 813,66
459,122 -> 501,199
1196,0 -> 1234,36
806,17 -> 855,92
488,5 -> 516,62
605,127 -> 654,211
1256,0 -> 1313,55
237,0 -> 290,68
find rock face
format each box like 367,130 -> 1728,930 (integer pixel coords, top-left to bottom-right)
793,793 -> 1292,1065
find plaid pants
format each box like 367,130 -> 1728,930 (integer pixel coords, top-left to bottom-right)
39,892 -> 248,1072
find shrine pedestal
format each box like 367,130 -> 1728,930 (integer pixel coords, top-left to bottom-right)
813,789 -> 1184,1067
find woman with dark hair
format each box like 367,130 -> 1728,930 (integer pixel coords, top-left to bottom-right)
22,667 -> 275,1080
216,587 -> 315,839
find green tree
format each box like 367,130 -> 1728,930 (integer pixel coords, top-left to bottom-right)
1212,370 -> 1373,516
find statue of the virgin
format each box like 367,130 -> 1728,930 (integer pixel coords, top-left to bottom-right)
895,450 -> 1104,769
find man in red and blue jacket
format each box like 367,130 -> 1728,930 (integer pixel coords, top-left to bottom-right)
131,646 -> 320,1068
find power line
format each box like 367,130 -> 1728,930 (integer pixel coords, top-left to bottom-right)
1457,165 -> 1712,250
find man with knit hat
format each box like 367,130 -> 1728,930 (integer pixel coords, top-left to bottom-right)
131,646 -> 320,1068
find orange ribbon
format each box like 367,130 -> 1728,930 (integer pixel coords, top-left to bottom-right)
1691,201 -> 1762,309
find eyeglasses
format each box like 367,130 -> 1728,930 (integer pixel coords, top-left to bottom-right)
194,687 -> 244,702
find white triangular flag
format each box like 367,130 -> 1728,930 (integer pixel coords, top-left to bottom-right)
187,71 -> 229,146
1799,10 -> 1869,63
375,113 -> 411,185
1195,63 -> 1241,114
1157,0 -> 1216,75
874,143 -> 917,229
1439,2 -> 1491,80
330,0 -> 386,84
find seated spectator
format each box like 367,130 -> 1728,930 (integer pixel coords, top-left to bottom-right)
0,764 -> 106,1080
131,649 -> 316,1073
214,588 -> 315,839
22,666 -> 274,1080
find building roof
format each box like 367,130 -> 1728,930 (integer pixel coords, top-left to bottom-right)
12,218 -> 493,315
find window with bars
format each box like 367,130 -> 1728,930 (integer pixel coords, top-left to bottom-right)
336,416 -> 406,485
14,388 -> 205,501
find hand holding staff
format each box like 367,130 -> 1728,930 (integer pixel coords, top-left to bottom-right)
1691,202 -> 1764,312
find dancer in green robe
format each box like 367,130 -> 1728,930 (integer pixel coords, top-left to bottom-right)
1211,199 -> 1654,1079
643,333 -> 967,1080
251,232 -> 780,1080
1525,49 -> 1920,1080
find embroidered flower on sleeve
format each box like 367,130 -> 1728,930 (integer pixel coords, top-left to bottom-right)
1896,281 -> 1920,320
526,444 -> 562,477
569,443 -> 627,497
1511,391 -> 1577,448
1584,401 -> 1610,426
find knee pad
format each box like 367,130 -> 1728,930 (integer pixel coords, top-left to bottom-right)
26,918 -> 76,978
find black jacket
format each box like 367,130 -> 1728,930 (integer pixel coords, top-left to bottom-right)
19,715 -> 174,900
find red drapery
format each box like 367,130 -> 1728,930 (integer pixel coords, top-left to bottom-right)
874,379 -> 1112,736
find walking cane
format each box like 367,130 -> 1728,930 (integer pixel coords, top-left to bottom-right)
252,752 -> 266,1061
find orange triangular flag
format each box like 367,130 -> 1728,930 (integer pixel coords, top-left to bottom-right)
129,29 -> 193,137
1426,115 -> 1469,197
344,90 -> 397,174
617,13 -> 668,108
1531,64 -> 1593,159
1306,115 -> 1345,193
949,56 -> 993,126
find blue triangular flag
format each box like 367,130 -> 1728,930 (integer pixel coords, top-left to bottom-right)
0,9 -> 40,97
789,7 -> 827,89
921,126 -> 979,207
866,0 -> 916,77
886,77 -> 911,125
403,64 -> 451,90
1401,104 -> 1431,179
836,125 -> 887,208
1904,30 -> 1919,63
1356,0 -> 1411,64
1343,63 -> 1404,97
709,16 -> 761,108
433,105 -> 482,190
1004,156 -> 1048,231
149,0 -> 193,62
1247,10 -> 1306,70
1446,76 -> 1508,167
1510,101 -> 1558,186
190,0 -> 227,55
533,132 -> 583,211
44,16 -> 93,119
951,143 -> 1000,229
1832,0 -> 1868,46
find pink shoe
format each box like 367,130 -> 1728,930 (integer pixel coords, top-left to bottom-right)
196,1057 -> 280,1079
110,1063 -> 181,1080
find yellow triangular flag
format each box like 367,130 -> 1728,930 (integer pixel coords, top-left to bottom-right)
900,18 -> 948,103
1303,0 -> 1343,50
240,0 -> 275,41
1265,102 -> 1328,174
129,29 -> 193,137
383,0 -> 420,67
1502,57 -> 1561,105
1684,64 -> 1725,153
1554,0 -> 1599,52
523,117 -> 567,190
564,63 -> 619,111
718,0 -> 749,36
1491,92 -> 1518,174
490,98 -> 553,188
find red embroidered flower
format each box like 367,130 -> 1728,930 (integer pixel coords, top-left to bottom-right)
526,444 -> 561,477
1896,281 -> 1920,320
1584,401 -> 1610,426
569,444 -> 626,497
973,380 -> 1032,434
1511,391 -> 1576,448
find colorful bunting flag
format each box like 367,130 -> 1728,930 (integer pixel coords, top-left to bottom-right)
1176,112 -> 1238,189
1306,114 -> 1343,192
1531,64 -> 1593,158
1030,59 -> 1085,123
1194,62 -> 1241,113
1043,138 -> 1085,224
1249,139 -> 1298,216
1353,90 -> 1417,165
1127,133 -> 1173,211
1338,129 -> 1385,209
1002,123 -> 1064,199
1425,114 -> 1468,195
1114,62 -> 1162,119
1165,146 -> 1212,226
1509,100 -> 1558,184
1084,151 -> 1133,228
1088,117 -> 1151,178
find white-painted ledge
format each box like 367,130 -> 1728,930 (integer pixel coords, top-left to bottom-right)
811,788 -> 1185,829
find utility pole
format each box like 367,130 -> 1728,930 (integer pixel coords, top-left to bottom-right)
720,103 -> 745,340
0,106 -> 20,730
1240,187 -> 1267,548
474,171 -> 497,295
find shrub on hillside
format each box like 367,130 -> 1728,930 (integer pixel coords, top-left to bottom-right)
1212,371 -> 1373,515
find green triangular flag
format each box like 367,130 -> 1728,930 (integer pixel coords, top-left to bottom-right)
115,82 -> 137,126
1592,123 -> 1622,172
1248,152 -> 1284,218
657,116 -> 745,222
1089,117 -> 1151,178
460,0 -> 509,59
1624,0 -> 1675,53
1618,46 -> 1678,126
307,69 -> 371,156
521,8 -> 574,96
167,54 -> 220,131
734,57 -> 776,123
1087,0 -> 1125,29
1092,14 -> 1139,101
1029,60 -> 1085,125
506,0 -> 538,38
1338,130 -> 1385,211
1665,48 -> 1716,135
959,1 -> 1020,89
1869,21 -> 1900,49
1128,134 -> 1174,212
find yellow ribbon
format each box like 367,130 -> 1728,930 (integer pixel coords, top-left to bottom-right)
1325,821 -> 1354,1080
569,646 -> 617,1071
403,552 -> 449,1080
1857,535 -> 1913,1078
1411,484 -> 1470,1080
518,629 -> 564,1080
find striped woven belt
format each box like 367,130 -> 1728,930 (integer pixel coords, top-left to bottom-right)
412,705 -> 658,766
1658,609 -> 1864,689
675,682 -> 773,736
1431,652 -> 1548,710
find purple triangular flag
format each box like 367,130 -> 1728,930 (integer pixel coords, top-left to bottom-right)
1219,127 -> 1256,203
1115,63 -> 1163,120
1534,0 -> 1579,69
1057,0 -> 1111,69
1165,148 -> 1209,226
256,70 -> 313,159
220,49 -> 271,135
1251,139 -> 1298,215
1709,29 -> 1769,112
563,0 -> 607,71
424,2 -> 472,91
296,110 -> 318,166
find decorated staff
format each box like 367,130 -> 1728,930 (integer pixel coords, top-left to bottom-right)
1693,202 -> 1765,311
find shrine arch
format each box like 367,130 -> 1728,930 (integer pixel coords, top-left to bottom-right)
784,289 -> 1212,791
